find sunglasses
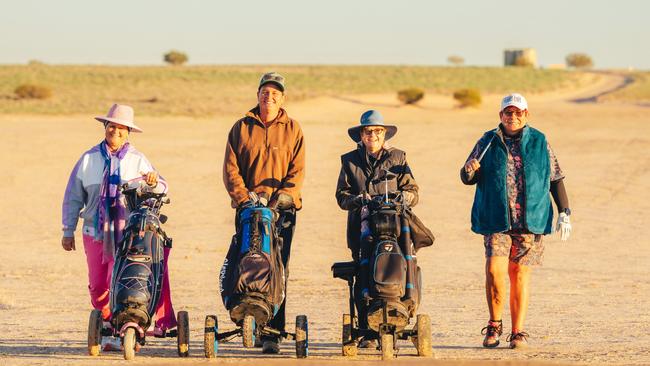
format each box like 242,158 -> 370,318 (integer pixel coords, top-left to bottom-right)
362,128 -> 385,136
503,109 -> 525,117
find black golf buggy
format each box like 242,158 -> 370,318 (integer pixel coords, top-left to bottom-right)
204,193 -> 308,358
332,192 -> 433,360
87,178 -> 189,360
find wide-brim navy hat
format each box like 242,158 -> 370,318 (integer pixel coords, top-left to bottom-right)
347,110 -> 397,143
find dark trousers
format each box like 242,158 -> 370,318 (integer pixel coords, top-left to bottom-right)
267,208 -> 296,337
350,247 -> 370,331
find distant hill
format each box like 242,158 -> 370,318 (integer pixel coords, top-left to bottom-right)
0,64 -> 613,117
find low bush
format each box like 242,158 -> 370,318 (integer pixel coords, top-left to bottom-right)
453,88 -> 481,108
164,50 -> 188,65
14,84 -> 52,99
447,55 -> 465,66
397,87 -> 425,105
566,53 -> 594,69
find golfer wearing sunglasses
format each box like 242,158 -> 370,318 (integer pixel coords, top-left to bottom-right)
460,93 -> 572,349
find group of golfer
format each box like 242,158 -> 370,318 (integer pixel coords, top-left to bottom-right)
61,72 -> 572,353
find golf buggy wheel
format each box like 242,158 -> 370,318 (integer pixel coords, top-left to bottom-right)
342,314 -> 357,356
204,315 -> 218,358
295,315 -> 309,358
416,314 -> 433,357
380,333 -> 394,361
87,309 -> 102,356
123,327 -> 137,360
242,314 -> 256,348
177,311 -> 190,357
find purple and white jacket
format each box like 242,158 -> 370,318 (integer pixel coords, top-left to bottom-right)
62,143 -> 166,239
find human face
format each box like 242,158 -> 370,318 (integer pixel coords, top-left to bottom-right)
257,84 -> 285,116
104,122 -> 129,151
360,126 -> 386,154
499,106 -> 529,135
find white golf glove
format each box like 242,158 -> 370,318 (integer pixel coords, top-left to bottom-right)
556,212 -> 571,241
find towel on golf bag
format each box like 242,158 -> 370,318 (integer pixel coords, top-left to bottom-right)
219,206 -> 285,324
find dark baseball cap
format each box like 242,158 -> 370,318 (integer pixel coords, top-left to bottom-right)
258,72 -> 285,92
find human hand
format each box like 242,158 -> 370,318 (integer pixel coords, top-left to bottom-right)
352,193 -> 371,207
402,191 -> 415,207
62,236 -> 76,251
239,199 -> 254,209
140,171 -> 158,187
464,159 -> 481,175
258,196 -> 268,207
271,193 -> 294,210
556,212 -> 571,241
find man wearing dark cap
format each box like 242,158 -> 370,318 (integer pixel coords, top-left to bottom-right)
461,93 -> 572,349
223,72 -> 305,354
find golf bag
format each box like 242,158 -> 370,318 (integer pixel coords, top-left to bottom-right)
358,195 -> 423,331
219,203 -> 285,326
110,183 -> 172,331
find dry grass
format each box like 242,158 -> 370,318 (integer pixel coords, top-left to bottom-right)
0,64 -> 590,117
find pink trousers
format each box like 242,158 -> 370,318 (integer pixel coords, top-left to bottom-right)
83,234 -> 177,330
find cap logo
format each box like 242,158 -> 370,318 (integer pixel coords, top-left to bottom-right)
504,95 -> 522,104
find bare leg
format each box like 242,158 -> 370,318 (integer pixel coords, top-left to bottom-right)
485,257 -> 509,321
508,261 -> 531,332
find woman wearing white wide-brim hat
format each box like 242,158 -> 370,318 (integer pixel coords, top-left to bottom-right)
61,104 -> 177,349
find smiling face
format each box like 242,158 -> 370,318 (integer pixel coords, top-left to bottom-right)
104,122 -> 129,151
360,126 -> 386,154
499,106 -> 529,135
257,84 -> 285,118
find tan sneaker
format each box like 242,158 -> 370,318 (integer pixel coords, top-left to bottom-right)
481,320 -> 503,348
507,331 -> 530,349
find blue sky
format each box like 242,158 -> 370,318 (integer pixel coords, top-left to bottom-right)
1,0 -> 648,69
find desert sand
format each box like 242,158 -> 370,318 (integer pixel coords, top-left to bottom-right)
1,74 -> 649,365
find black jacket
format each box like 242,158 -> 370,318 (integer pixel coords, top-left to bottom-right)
336,144 -> 419,251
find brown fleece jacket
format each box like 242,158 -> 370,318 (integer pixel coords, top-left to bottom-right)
223,107 -> 305,209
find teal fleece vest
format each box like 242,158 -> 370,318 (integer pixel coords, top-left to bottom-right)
471,126 -> 553,235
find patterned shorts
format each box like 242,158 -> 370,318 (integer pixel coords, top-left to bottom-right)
483,231 -> 544,266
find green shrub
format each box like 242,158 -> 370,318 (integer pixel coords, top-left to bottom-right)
566,53 -> 594,69
453,88 -> 481,108
163,50 -> 188,65
14,84 -> 52,99
397,87 -> 425,104
27,59 -> 45,66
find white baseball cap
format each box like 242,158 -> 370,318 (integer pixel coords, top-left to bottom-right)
500,93 -> 528,111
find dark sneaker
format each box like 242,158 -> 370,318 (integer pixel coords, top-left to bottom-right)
358,337 -> 378,349
262,339 -> 280,354
507,331 -> 530,349
481,320 -> 503,348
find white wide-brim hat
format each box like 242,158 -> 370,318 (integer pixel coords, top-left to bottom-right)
95,104 -> 143,133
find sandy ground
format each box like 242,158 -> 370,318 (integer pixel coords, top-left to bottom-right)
1,74 -> 649,366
